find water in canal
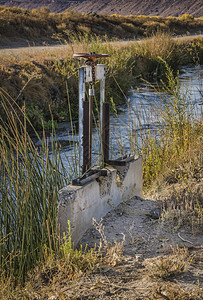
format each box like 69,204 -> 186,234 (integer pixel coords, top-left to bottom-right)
34,65 -> 203,176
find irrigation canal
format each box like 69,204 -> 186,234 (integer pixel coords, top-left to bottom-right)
33,65 -> 203,175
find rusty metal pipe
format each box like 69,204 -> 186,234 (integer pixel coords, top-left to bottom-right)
102,102 -> 110,164
83,101 -> 90,174
79,67 -> 85,176
88,85 -> 94,170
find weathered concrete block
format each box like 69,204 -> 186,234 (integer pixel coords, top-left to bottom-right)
57,156 -> 142,245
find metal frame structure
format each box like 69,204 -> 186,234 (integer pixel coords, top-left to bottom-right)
72,53 -> 133,186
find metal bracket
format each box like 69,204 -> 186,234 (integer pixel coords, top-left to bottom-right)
106,155 -> 134,166
83,65 -> 106,83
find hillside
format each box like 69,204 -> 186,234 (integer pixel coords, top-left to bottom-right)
0,0 -> 202,17
0,5 -> 203,49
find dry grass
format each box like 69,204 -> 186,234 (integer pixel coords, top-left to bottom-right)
145,247 -> 189,279
0,221 -> 101,299
0,219 -> 125,299
151,282 -> 202,300
162,182 -> 203,234
148,135 -> 203,233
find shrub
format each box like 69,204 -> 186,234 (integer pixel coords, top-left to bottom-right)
179,14 -> 194,21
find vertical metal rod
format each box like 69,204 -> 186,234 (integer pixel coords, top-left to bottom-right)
100,78 -> 105,164
100,78 -> 105,129
102,102 -> 109,163
79,67 -> 85,177
83,101 -> 90,174
89,85 -> 94,170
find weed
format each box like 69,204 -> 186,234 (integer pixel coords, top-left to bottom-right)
59,221 -> 98,275
0,222 -> 100,299
93,218 -> 108,249
139,59 -> 202,188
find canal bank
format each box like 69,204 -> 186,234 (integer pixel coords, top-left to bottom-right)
0,33 -> 202,130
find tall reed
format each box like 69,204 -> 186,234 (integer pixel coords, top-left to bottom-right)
0,89 -> 70,279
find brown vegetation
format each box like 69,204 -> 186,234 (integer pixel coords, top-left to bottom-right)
0,6 -> 203,47
0,32 -> 202,129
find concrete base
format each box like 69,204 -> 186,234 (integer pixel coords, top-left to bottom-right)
57,156 -> 142,245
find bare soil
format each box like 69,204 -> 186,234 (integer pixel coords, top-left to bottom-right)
41,194 -> 202,299
81,195 -> 203,256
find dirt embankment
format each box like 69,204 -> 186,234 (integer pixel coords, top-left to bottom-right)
0,0 -> 203,17
23,183 -> 203,299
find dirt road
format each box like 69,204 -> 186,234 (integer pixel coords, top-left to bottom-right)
1,35 -> 202,58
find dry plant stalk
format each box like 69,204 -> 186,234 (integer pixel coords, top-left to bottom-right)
93,217 -> 125,266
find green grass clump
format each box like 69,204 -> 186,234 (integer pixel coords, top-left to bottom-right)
0,221 -> 99,299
